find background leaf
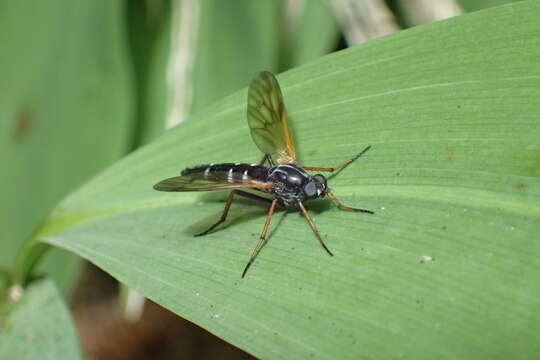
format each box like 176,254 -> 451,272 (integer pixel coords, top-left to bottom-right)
190,0 -> 283,114
0,0 -> 133,294
23,1 -> 540,359
282,0 -> 339,68
127,0 -> 171,146
458,0 -> 518,12
0,280 -> 82,360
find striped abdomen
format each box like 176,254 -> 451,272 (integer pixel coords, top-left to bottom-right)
181,163 -> 268,183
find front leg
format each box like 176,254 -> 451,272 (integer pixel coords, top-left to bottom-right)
297,201 -> 334,256
326,189 -> 374,214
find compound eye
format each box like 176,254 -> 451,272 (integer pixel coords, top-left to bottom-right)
313,174 -> 327,187
304,181 -> 317,197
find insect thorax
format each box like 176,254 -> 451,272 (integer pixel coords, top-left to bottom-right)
267,164 -> 315,207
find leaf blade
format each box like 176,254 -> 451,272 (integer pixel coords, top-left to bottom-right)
0,280 -> 82,360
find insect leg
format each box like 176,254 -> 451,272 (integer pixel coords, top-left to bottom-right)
242,199 -> 278,278
326,189 -> 374,214
258,154 -> 274,167
195,190 -> 272,237
297,201 -> 334,256
302,145 -> 371,172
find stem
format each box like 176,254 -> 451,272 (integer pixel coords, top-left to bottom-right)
10,237 -> 51,287
0,266 -> 10,294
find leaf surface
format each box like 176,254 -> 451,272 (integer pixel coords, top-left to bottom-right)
0,280 -> 82,360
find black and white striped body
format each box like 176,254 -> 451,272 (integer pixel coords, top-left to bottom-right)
181,163 -> 328,207
182,163 -> 269,183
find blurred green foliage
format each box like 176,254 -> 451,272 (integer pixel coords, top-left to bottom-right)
0,1 -> 134,295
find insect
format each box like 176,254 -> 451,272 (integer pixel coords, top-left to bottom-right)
154,71 -> 374,277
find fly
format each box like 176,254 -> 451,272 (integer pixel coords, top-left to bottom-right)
154,71 -> 374,277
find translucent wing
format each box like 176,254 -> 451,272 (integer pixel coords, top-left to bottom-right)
247,71 -> 296,164
154,173 -> 272,192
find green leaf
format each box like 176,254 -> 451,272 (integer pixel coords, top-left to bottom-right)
27,1 -> 540,358
126,0 -> 172,146
0,279 -> 82,360
191,0 -> 283,113
0,0 -> 133,294
458,0 -> 518,12
283,0 -> 339,68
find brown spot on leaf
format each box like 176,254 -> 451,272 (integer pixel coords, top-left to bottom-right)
13,106 -> 34,141
447,148 -> 454,161
518,183 -> 526,191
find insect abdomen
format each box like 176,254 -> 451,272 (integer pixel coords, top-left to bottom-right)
181,163 -> 268,182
